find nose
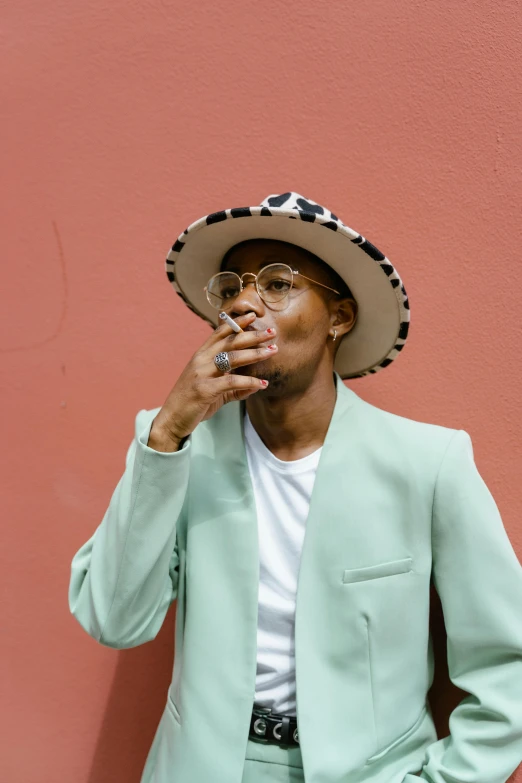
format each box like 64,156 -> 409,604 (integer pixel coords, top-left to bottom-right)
229,279 -> 265,319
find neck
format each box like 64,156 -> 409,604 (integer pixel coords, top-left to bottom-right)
245,370 -> 337,461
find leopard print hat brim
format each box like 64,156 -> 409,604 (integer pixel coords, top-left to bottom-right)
165,191 -> 410,380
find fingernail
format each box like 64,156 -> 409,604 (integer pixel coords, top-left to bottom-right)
266,344 -> 277,351
266,328 -> 275,334
260,380 -> 269,386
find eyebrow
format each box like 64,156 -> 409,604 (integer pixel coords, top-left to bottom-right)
223,255 -> 300,275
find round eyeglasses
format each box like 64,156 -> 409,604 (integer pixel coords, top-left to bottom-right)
204,262 -> 340,310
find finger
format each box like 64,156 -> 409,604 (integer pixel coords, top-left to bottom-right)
214,327 -> 276,354
211,344 -> 278,374
205,373 -> 269,398
206,311 -> 256,346
222,386 -> 263,404
198,329 -> 275,368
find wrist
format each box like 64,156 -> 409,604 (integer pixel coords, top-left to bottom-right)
147,422 -> 182,453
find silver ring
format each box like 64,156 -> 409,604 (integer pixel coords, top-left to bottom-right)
214,351 -> 232,373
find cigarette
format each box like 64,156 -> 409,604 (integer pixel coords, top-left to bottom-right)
219,312 -> 243,333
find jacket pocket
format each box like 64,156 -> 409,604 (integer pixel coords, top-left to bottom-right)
365,703 -> 428,764
342,557 -> 413,584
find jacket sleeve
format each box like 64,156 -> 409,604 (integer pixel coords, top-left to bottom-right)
68,408 -> 190,649
404,429 -> 522,783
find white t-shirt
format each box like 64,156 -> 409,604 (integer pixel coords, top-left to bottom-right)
243,411 -> 322,717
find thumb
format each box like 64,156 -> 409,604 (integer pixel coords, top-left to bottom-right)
202,387 -> 261,422
223,387 -> 260,404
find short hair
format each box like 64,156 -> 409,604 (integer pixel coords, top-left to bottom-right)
220,239 -> 357,302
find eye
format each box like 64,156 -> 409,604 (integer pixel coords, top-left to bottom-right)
221,286 -> 240,299
266,278 -> 291,292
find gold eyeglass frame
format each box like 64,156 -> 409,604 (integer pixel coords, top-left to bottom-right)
203,262 -> 341,309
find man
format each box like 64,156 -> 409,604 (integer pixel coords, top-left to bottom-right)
69,192 -> 522,783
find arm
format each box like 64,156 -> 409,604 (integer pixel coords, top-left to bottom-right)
404,430 -> 522,783
68,408 -> 190,649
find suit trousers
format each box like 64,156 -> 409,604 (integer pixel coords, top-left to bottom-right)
241,737 -> 425,782
241,736 -> 305,783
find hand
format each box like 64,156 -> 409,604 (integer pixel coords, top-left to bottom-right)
148,312 -> 277,450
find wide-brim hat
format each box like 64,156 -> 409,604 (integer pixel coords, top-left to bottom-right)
165,191 -> 410,379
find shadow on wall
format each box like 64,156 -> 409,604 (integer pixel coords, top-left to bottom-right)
426,583 -> 468,733
86,605 -> 178,783
86,588 -> 466,783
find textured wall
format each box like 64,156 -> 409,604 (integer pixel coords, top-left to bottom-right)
2,1 -> 521,781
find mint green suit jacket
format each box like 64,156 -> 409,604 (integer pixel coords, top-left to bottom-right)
68,375 -> 522,783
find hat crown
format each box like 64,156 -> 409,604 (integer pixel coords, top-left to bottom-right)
260,191 -> 342,225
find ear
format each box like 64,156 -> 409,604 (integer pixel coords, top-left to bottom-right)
329,297 -> 358,339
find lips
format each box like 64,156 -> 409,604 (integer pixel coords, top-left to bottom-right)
245,323 -> 275,341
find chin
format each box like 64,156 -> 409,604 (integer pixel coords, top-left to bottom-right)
234,361 -> 267,379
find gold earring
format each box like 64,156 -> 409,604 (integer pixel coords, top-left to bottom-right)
332,329 -> 337,342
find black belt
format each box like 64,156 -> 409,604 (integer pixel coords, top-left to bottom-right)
249,706 -> 299,748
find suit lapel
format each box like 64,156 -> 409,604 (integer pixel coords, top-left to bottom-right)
215,373 -> 365,608
295,374 -> 365,598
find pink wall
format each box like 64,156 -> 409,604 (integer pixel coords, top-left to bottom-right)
3,1 -> 521,780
